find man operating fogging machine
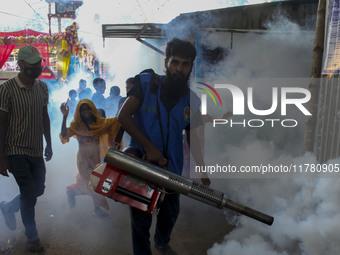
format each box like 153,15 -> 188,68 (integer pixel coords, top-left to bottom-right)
115,38 -> 274,255
118,38 -> 209,255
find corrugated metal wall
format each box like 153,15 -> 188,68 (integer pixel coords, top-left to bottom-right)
168,1 -> 318,31
316,77 -> 340,162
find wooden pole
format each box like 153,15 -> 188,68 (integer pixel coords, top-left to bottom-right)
303,0 -> 327,153
48,3 -> 51,36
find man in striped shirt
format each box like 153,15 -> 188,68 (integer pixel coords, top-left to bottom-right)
0,45 -> 52,252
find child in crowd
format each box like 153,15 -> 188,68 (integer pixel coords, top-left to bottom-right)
91,78 -> 106,109
105,86 -> 121,117
66,89 -> 78,118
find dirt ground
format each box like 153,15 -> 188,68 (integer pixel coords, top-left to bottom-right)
0,141 -> 233,255
0,194 -> 232,255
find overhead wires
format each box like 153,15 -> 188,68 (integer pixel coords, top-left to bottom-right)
23,0 -> 49,25
136,0 -> 148,22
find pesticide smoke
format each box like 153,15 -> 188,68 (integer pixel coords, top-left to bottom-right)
2,1 -> 338,255
195,14 -> 340,255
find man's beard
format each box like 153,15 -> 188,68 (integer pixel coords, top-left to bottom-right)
164,69 -> 190,97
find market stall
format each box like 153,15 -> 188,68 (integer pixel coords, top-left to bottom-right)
0,29 -> 59,70
0,22 -> 89,82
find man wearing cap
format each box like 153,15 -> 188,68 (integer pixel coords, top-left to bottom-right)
0,45 -> 52,252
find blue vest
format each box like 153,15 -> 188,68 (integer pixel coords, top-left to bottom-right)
130,72 -> 192,175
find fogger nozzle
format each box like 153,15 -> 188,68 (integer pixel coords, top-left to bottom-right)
104,148 -> 274,226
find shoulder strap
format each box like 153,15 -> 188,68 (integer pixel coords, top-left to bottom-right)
112,127 -> 125,150
138,69 -> 159,94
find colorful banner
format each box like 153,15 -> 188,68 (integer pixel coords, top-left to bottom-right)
61,39 -> 71,79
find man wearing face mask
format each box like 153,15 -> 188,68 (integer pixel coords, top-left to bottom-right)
0,45 -> 52,252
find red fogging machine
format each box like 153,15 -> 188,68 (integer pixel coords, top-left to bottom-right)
89,147 -> 274,226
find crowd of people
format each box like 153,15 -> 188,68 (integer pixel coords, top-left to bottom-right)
0,38 -> 212,255
64,76 -> 134,120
